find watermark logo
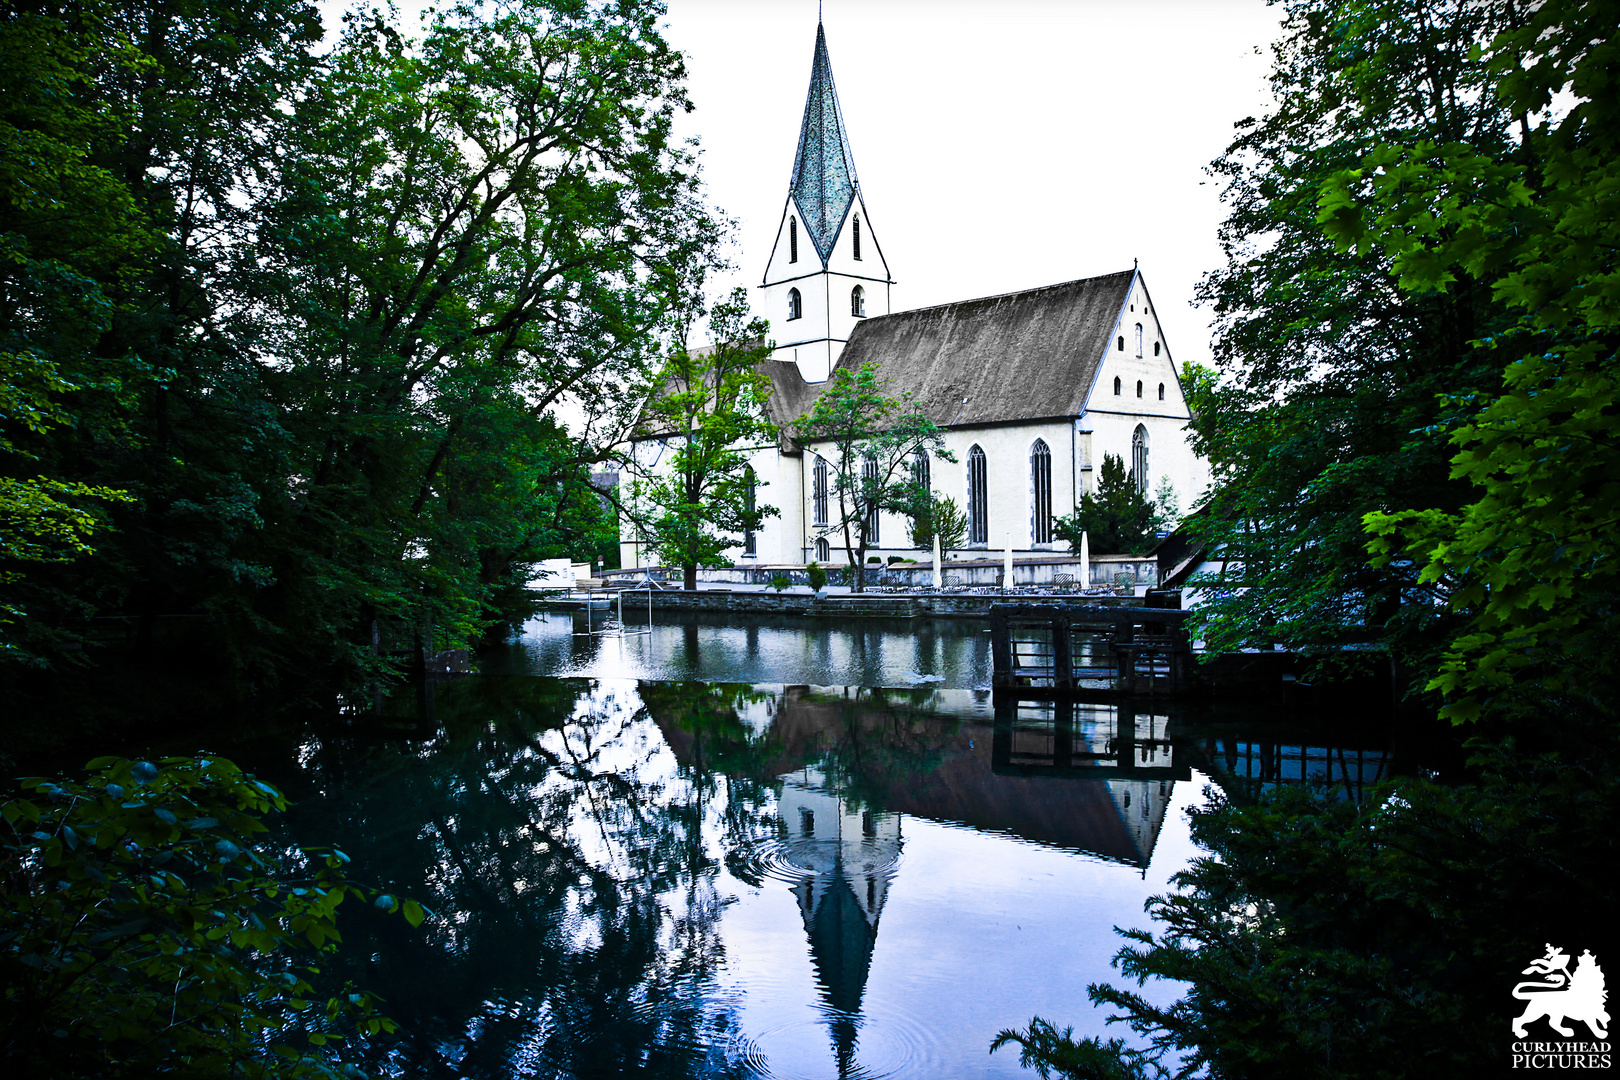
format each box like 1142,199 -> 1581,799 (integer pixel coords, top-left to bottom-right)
1510,944 -> 1611,1070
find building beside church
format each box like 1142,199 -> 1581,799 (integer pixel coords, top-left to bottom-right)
620,20 -> 1206,572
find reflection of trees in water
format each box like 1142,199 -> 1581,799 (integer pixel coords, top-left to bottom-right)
281,676 -> 753,1079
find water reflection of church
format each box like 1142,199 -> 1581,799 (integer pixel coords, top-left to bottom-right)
775,767 -> 903,1073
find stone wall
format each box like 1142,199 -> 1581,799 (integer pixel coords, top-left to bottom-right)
604,554 -> 1158,590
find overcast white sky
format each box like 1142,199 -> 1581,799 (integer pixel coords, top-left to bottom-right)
318,0 -> 1287,372
662,0 -> 1286,370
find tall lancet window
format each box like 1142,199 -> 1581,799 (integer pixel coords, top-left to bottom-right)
853,214 -> 862,260
1030,440 -> 1053,545
813,456 -> 829,526
787,287 -> 802,321
851,285 -> 865,317
743,468 -> 757,555
816,536 -> 830,562
1132,425 -> 1150,493
968,445 -> 988,545
912,449 -> 930,492
1135,323 -> 1144,357
862,454 -> 880,543
789,216 -> 798,263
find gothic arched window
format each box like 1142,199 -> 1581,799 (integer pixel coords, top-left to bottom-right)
853,214 -> 862,260
1135,323 -> 1144,358
787,287 -> 802,321
968,445 -> 988,544
1117,335 -> 1125,351
851,285 -> 865,317
743,467 -> 757,556
789,216 -> 798,263
912,449 -> 930,491
1113,376 -> 1122,396
861,454 -> 880,543
813,456 -> 829,526
816,536 -> 830,562
1136,380 -> 1144,398
1154,341 -> 1161,356
1030,439 -> 1053,545
1158,382 -> 1166,401
1132,425 -> 1150,494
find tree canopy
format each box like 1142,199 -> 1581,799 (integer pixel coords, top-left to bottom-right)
0,0 -> 720,696
795,362 -> 949,592
625,288 -> 778,590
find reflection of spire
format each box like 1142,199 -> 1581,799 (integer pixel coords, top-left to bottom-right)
777,768 -> 901,1077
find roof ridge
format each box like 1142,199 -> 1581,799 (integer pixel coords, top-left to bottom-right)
862,269 -> 1136,324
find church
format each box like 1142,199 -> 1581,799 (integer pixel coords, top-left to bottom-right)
619,21 -> 1206,572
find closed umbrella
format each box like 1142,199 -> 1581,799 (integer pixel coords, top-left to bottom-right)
932,532 -> 942,590
1004,532 -> 1014,591
1080,531 -> 1091,592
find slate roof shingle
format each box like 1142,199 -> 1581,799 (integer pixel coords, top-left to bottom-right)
826,269 -> 1136,429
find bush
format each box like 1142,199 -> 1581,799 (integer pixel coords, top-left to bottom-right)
805,562 -> 827,591
908,493 -> 968,551
1053,454 -> 1156,555
0,756 -> 408,1077
768,572 -> 792,592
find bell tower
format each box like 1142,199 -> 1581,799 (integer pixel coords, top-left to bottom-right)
760,21 -> 892,383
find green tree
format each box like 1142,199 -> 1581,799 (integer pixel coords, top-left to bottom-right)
1322,0 -> 1620,722
0,0 -> 721,697
907,493 -> 967,553
795,362 -> 950,592
0,5 -> 154,659
1,755 -> 409,1076
1184,0 -> 1520,680
1053,454 -> 1155,555
628,288 -> 778,590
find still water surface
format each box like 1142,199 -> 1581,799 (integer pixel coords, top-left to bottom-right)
271,612 -> 1388,1078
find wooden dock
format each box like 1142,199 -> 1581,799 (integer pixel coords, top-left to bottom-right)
988,603 -> 1196,696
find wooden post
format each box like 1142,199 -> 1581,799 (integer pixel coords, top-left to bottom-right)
989,606 -> 1013,689
1052,611 -> 1073,690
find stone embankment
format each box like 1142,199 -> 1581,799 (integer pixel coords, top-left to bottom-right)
542,588 -> 1151,619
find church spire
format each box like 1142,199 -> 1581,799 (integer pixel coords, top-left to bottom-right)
789,23 -> 859,264
759,18 -> 890,384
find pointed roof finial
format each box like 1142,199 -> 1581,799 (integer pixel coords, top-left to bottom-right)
789,21 -> 858,264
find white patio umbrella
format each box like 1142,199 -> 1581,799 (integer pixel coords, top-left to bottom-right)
932,532 -> 942,590
1080,531 -> 1091,592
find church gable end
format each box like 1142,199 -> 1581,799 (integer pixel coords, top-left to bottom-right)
1084,271 -> 1189,420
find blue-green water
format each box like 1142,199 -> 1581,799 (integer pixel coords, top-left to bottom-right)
268,613 -> 1389,1078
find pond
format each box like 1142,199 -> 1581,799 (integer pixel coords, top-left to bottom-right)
239,612 -> 1393,1078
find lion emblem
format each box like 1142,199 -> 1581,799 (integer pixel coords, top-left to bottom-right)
1512,944 -> 1610,1039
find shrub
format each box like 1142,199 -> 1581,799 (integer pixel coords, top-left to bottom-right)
768,572 -> 792,592
806,562 -> 827,591
0,756 -> 409,1077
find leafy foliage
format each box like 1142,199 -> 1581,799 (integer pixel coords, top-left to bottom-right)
0,0 -> 721,693
1,755 -> 405,1077
796,362 -> 950,591
1053,455 -> 1155,555
999,726 -> 1620,1080
1184,0 -> 1520,681
627,288 -> 778,589
1328,0 -> 1620,722
907,493 -> 967,552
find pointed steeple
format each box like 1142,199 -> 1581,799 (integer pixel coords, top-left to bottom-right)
789,23 -> 859,264
760,18 -> 890,384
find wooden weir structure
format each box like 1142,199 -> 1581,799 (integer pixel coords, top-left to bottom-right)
988,603 -> 1196,697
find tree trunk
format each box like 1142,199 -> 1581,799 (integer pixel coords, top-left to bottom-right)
684,563 -> 697,591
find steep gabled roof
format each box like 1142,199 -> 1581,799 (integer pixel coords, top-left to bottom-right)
626,351 -> 816,455
789,23 -> 859,264
830,270 -> 1137,427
